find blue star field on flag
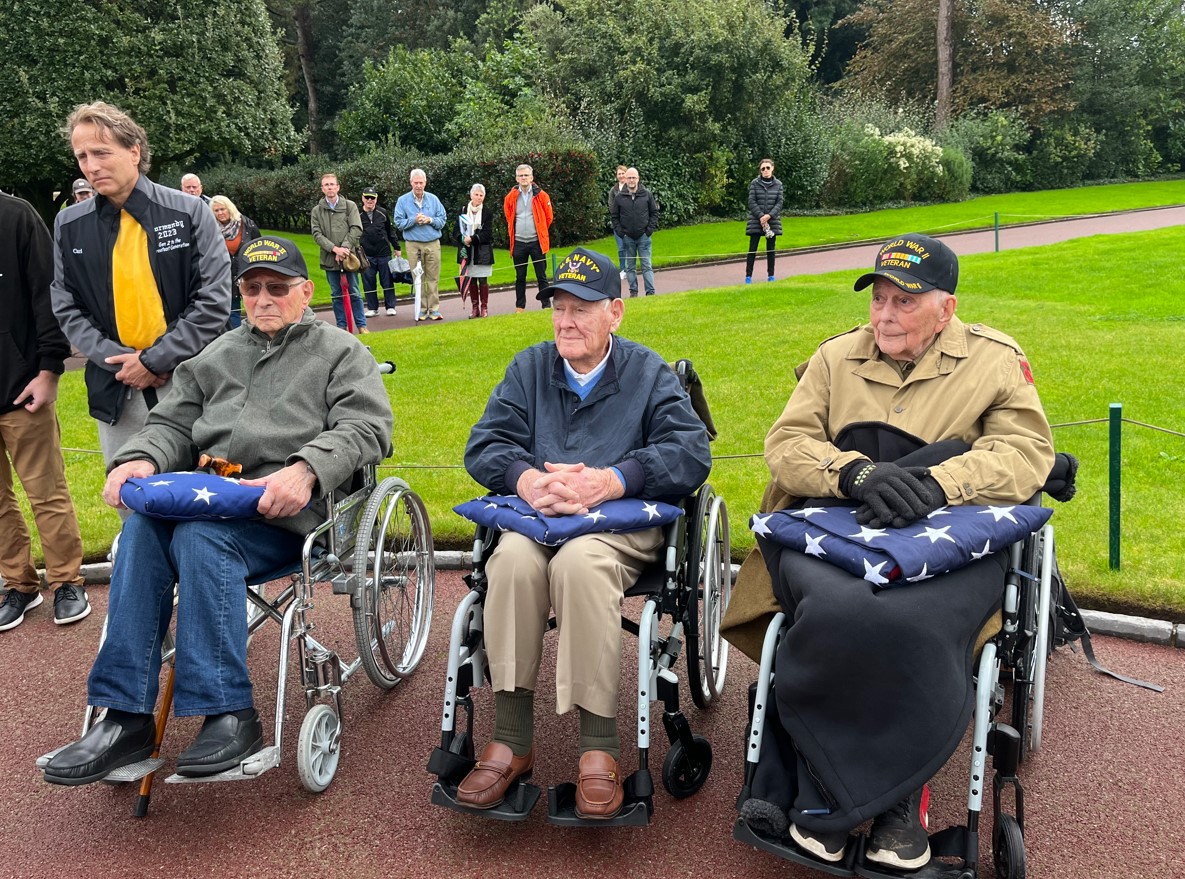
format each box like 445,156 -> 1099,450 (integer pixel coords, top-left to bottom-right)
454,494 -> 683,546
751,503 -> 1053,587
120,471 -> 267,520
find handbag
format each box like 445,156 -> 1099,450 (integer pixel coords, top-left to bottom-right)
389,254 -> 411,274
342,247 -> 364,272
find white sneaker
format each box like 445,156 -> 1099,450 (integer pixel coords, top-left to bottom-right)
386,307 -> 397,316
364,308 -> 377,317
619,270 -> 627,280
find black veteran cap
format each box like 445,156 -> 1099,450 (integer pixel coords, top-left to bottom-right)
538,247 -> 621,302
854,233 -> 959,295
362,186 -> 378,197
236,236 -> 309,281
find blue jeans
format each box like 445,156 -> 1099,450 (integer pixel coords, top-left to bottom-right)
87,515 -> 303,717
362,255 -> 396,311
621,234 -> 655,295
325,269 -> 366,330
229,291 -> 242,329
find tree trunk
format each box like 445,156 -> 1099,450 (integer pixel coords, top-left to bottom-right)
935,0 -> 953,129
294,1 -> 321,155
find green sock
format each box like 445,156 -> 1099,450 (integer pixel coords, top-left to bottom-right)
578,708 -> 620,760
493,688 -> 534,758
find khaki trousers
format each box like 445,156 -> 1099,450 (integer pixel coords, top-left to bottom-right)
0,402 -> 83,592
484,528 -> 663,718
96,381 -> 172,522
405,239 -> 442,312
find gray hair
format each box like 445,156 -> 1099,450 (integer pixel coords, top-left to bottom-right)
63,101 -> 152,174
410,168 -> 427,183
470,183 -> 486,196
181,173 -> 201,187
516,164 -> 533,175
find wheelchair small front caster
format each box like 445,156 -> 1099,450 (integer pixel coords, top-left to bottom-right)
993,812 -> 1026,879
297,704 -> 342,793
662,734 -> 712,798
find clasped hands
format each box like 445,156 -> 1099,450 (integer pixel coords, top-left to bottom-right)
517,462 -> 624,517
103,459 -> 317,519
839,460 -> 947,529
105,352 -> 168,390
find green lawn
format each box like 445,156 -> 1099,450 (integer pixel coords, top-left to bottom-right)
281,178 -> 1185,310
21,224 -> 1185,619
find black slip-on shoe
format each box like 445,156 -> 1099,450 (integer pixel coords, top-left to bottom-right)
43,714 -> 156,786
175,710 -> 264,777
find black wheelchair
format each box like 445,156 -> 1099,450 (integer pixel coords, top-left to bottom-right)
428,361 -> 732,825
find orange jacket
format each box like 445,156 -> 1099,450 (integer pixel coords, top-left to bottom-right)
503,184 -> 554,253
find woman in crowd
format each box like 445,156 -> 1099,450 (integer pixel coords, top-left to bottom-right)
211,195 -> 261,327
744,159 -> 784,284
456,183 -> 495,318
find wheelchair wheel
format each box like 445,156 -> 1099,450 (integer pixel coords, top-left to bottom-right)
352,477 -> 435,689
297,704 -> 341,793
1011,530 -> 1051,762
662,734 -> 713,798
993,813 -> 1026,879
685,485 -> 731,709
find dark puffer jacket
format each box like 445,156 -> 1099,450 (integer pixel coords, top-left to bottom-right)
745,176 -> 784,236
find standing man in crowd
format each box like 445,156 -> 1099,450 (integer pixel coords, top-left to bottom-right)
607,165 -> 627,278
0,192 -> 89,632
610,168 -> 659,297
503,164 -> 554,313
52,101 -> 230,479
71,178 -> 93,203
310,173 -> 368,334
359,186 -> 401,318
394,168 -> 446,321
180,173 -> 211,205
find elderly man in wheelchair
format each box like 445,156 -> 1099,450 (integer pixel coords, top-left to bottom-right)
43,236 -> 393,786
448,248 -> 712,820
723,234 -> 1057,874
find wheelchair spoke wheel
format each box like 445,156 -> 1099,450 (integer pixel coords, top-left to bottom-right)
297,704 -> 341,793
685,485 -> 732,709
662,734 -> 713,798
352,477 -> 435,689
993,813 -> 1026,879
1011,530 -> 1050,762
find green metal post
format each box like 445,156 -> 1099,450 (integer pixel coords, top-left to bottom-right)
994,212 -> 1000,252
1109,403 -> 1122,570
551,252 -> 557,277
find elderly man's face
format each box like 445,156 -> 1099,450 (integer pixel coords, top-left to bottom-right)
552,291 -> 624,373
516,167 -> 534,188
182,176 -> 203,197
410,174 -> 426,197
624,170 -> 639,190
869,278 -> 956,362
241,268 -> 314,338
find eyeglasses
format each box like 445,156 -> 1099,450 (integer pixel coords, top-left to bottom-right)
239,279 -> 305,298
760,166 -> 773,171
363,195 -> 376,200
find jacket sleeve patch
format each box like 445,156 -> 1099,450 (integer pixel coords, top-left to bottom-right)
1019,359 -> 1035,384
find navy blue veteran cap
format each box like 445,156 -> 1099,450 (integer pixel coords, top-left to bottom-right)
236,236 -> 309,282
854,233 -> 959,295
538,248 -> 621,302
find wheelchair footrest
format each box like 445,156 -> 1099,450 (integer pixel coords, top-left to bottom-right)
36,747 -> 166,785
164,745 -> 280,784
545,779 -> 652,827
854,830 -> 976,879
733,816 -> 858,877
430,779 -> 541,821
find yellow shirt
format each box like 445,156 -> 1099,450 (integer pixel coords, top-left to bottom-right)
112,210 -> 167,350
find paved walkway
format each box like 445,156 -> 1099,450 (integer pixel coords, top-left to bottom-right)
4,571 -> 1181,878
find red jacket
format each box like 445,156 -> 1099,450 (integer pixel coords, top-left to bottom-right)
502,184 -> 554,253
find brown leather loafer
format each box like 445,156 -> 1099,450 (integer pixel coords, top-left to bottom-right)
574,750 -> 624,819
455,742 -> 533,809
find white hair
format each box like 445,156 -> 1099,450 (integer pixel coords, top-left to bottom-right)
181,173 -> 200,185
516,164 -> 533,175
470,183 -> 485,196
409,168 -> 426,182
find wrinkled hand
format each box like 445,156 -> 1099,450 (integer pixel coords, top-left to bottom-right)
517,462 -> 624,517
103,459 -> 157,509
841,461 -> 946,529
332,245 -> 351,261
241,461 -> 317,520
13,370 -> 59,412
105,352 -> 160,390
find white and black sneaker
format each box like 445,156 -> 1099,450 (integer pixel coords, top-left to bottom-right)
790,822 -> 849,863
0,589 -> 43,631
53,584 -> 91,625
866,785 -> 931,870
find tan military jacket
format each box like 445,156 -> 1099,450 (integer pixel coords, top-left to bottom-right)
721,314 -> 1055,662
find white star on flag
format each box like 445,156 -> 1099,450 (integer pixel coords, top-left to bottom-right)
980,506 -> 1018,524
926,506 -> 950,519
148,480 -> 173,487
192,487 -> 216,504
970,540 -> 993,560
906,564 -> 933,582
803,532 -> 827,557
849,526 -> 887,544
915,525 -> 957,544
642,502 -> 661,521
791,506 -> 825,518
484,502 -> 499,509
751,514 -> 773,537
585,510 -> 606,524
863,558 -> 890,585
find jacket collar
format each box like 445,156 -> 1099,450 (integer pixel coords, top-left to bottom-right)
245,307 -> 318,346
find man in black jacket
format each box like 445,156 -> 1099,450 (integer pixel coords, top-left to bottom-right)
609,168 -> 659,297
359,186 -> 402,316
51,102 -> 229,484
0,193 -> 89,631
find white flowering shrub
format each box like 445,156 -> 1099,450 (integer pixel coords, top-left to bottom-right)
823,123 -> 969,207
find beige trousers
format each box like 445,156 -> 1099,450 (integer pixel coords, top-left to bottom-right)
405,239 -> 441,312
484,528 -> 664,718
0,403 -> 83,592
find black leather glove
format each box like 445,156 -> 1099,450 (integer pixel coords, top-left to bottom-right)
839,461 -> 947,528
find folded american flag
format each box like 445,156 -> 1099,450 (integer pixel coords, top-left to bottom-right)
455,494 -> 683,546
120,471 -> 266,521
752,503 -> 1053,587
